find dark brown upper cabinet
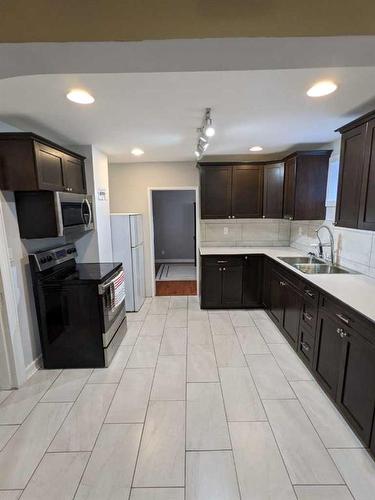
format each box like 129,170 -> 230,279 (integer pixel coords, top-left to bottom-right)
200,165 -> 232,219
0,133 -> 86,194
263,162 -> 284,218
282,151 -> 332,221
232,165 -> 263,218
335,110 -> 375,231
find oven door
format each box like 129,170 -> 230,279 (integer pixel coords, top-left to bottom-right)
99,269 -> 126,347
56,192 -> 94,236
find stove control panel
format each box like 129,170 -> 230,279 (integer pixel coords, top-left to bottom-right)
31,244 -> 77,271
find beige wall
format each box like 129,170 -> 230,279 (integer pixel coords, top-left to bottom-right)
109,162 -> 199,296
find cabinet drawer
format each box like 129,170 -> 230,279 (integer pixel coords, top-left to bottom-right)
300,283 -> 319,305
319,294 -> 375,345
301,301 -> 317,331
298,327 -> 315,365
202,255 -> 243,266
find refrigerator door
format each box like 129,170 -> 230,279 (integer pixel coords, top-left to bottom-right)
132,243 -> 145,311
111,215 -> 135,312
130,214 -> 143,247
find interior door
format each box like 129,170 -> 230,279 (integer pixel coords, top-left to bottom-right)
263,163 -> 284,218
358,119 -> 375,230
335,125 -> 367,228
200,166 -> 232,219
232,165 -> 263,218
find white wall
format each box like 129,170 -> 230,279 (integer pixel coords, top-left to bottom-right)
109,161 -> 199,295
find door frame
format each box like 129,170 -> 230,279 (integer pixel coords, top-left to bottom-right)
0,199 -> 26,388
147,187 -> 200,297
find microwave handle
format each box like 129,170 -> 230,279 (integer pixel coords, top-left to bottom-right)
81,198 -> 92,226
54,192 -> 64,237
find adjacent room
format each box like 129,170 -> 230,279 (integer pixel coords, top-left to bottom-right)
1,3 -> 375,499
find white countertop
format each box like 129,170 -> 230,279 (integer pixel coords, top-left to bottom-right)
200,246 -> 375,324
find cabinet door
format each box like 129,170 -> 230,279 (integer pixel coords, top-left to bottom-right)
200,166 -> 232,219
243,255 -> 262,307
34,142 -> 65,191
63,155 -> 86,193
336,330 -> 375,445
232,165 -> 263,218
270,270 -> 284,325
221,263 -> 243,307
201,262 -> 222,308
358,119 -> 375,230
335,125 -> 366,228
283,157 -> 296,220
263,163 -> 284,218
282,282 -> 302,347
314,312 -> 344,399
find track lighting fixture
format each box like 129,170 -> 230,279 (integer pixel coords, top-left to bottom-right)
195,108 -> 215,160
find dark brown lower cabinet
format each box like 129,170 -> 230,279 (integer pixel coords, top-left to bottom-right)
262,258 -> 272,309
336,328 -> 375,444
270,270 -> 284,325
200,256 -> 243,308
242,255 -> 262,307
314,311 -> 345,399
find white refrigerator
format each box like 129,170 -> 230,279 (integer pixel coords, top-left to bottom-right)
110,213 -> 146,312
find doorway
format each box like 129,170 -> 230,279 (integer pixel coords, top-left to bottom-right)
150,188 -> 198,296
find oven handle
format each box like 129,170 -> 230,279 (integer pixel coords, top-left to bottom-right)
98,270 -> 124,295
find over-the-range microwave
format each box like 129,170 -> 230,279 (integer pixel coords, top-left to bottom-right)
15,191 -> 94,239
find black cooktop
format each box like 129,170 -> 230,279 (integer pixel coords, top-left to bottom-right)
44,262 -> 122,283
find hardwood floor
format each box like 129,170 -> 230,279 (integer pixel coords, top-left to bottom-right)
156,280 -> 197,296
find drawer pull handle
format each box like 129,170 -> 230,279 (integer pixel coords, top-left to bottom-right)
303,312 -> 313,321
280,281 -> 286,287
301,341 -> 310,351
305,289 -> 314,298
217,260 -> 228,264
336,313 -> 350,325
337,328 -> 349,338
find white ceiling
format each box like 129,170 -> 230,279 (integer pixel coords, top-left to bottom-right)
1,67 -> 375,162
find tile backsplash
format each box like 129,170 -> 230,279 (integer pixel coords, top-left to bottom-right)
290,211 -> 375,279
200,219 -> 291,247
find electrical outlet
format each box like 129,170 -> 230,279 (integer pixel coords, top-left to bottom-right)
223,227 -> 229,235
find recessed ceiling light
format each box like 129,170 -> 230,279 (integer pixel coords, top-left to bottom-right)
66,89 -> 95,104
249,146 -> 263,152
131,148 -> 144,157
307,80 -> 338,97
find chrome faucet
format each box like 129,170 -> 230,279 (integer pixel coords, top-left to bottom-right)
315,225 -> 335,264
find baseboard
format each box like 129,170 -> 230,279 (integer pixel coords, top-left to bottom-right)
25,354 -> 43,380
155,259 -> 195,263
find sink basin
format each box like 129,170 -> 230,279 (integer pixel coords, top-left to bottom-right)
278,256 -> 355,274
293,263 -> 352,274
279,256 -> 324,265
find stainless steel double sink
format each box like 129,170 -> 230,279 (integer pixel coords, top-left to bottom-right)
278,256 -> 354,275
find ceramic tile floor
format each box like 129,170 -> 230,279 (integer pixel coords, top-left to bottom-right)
0,296 -> 374,499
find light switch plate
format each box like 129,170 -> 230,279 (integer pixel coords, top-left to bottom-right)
223,227 -> 229,235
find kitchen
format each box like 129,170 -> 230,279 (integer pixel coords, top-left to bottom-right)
1,17 -> 375,500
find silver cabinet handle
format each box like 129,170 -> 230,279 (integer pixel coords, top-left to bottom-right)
223,267 -> 226,271
217,260 -> 228,264
280,281 -> 286,287
305,289 -> 314,298
303,312 -> 313,321
336,313 -> 350,325
301,341 -> 310,352
219,268 -> 222,271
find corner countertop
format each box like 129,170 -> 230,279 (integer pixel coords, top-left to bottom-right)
200,246 -> 375,325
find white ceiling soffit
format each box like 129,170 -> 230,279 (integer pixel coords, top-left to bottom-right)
1,37 -> 375,80
1,68 -> 375,162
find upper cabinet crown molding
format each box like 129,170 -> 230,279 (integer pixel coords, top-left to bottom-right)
335,110 -> 375,231
199,150 -> 331,221
0,132 -> 86,194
